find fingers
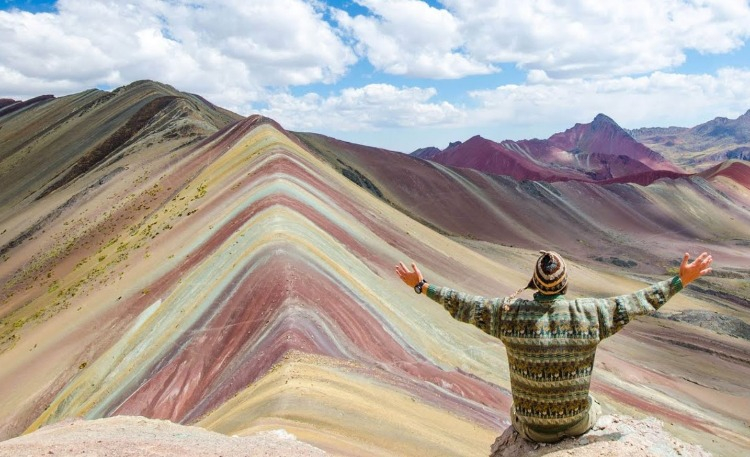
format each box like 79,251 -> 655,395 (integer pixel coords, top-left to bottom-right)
395,261 -> 416,273
412,263 -> 422,279
680,252 -> 713,285
395,261 -> 422,284
395,260 -> 426,290
395,262 -> 409,282
692,253 -> 712,269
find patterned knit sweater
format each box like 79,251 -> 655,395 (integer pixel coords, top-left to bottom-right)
426,276 -> 683,433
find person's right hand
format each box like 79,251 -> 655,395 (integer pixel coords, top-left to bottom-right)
679,252 -> 713,286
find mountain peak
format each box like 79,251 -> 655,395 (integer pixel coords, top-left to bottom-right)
410,146 -> 441,159
417,113 -> 682,182
591,113 -> 618,128
110,80 -> 184,99
465,134 -> 487,143
120,79 -> 177,92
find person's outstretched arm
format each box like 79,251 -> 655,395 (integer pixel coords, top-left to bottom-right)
395,261 -> 504,337
596,252 -> 713,339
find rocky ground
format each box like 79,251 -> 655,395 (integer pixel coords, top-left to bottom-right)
490,414 -> 712,457
0,413 -> 714,457
0,416 -> 326,457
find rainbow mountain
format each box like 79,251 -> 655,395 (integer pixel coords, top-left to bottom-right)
1,81 -> 749,456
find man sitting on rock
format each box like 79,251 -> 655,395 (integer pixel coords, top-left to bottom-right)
395,251 -> 713,443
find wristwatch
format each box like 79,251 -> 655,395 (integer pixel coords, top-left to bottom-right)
414,279 -> 427,294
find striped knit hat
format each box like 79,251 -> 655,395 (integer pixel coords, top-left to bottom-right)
528,250 -> 568,295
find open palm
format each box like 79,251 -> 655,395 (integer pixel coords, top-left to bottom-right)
679,252 -> 713,285
395,261 -> 423,288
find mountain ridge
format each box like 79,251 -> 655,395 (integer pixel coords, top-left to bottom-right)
300,130 -> 750,269
630,109 -> 750,170
0,80 -> 242,212
412,113 -> 686,185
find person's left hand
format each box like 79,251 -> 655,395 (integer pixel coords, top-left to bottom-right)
396,261 -> 423,288
679,252 -> 713,286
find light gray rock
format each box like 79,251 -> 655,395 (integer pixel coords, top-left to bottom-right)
489,414 -> 712,457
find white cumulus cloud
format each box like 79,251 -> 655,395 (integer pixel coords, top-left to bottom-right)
0,0 -> 356,108
439,0 -> 750,78
261,83 -> 465,131
331,0 -> 496,78
468,68 -> 750,137
0,0 -> 749,150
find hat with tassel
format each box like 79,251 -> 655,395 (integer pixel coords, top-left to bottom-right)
529,250 -> 568,295
506,250 -> 568,305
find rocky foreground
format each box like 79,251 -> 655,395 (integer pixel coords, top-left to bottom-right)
0,414 -> 712,457
491,414 -> 711,457
0,416 -> 326,457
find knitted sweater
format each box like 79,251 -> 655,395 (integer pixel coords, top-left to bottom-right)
426,276 -> 683,433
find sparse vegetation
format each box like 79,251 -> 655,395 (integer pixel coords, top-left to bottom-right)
193,182 -> 208,200
48,281 -> 60,293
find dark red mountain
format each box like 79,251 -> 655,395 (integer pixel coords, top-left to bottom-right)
410,146 -> 442,160
698,159 -> 750,189
412,134 -> 580,182
413,114 -> 685,184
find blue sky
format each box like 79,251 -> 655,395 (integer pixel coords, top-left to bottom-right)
1,0 -> 749,152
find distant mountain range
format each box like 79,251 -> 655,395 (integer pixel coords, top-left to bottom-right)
630,110 -> 750,169
413,111 -> 750,184
3,89 -> 747,183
